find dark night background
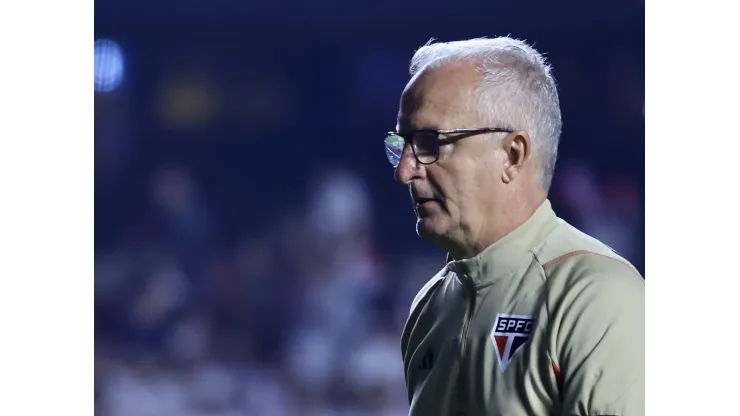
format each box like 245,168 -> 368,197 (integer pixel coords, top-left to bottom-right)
94,1 -> 644,413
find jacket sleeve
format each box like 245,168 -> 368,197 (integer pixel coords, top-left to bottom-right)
552,267 -> 645,416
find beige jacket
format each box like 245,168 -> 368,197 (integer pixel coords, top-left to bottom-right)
402,200 -> 644,416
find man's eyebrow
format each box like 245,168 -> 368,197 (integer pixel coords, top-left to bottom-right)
416,125 -> 442,131
397,113 -> 441,133
399,122 -> 441,133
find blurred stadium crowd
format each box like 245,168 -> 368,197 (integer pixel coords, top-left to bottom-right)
94,11 -> 644,416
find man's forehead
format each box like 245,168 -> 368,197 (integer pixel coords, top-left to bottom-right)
397,62 -> 480,130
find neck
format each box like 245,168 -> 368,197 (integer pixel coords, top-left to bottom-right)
447,191 -> 546,260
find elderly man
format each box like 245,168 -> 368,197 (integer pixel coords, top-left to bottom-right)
385,37 -> 644,416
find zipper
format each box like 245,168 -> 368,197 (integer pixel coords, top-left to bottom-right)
458,282 -> 477,358
455,280 -> 477,412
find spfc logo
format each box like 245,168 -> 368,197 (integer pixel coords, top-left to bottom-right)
491,313 -> 535,372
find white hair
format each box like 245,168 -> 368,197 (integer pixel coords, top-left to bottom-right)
409,37 -> 562,191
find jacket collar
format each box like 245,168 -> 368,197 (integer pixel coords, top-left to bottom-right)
446,199 -> 559,288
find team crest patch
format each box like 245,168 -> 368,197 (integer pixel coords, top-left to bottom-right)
491,313 -> 535,372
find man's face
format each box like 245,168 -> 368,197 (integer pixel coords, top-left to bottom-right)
395,63 -> 507,246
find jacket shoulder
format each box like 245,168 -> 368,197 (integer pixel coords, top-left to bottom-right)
408,265 -> 448,315
401,265 -> 448,361
534,219 -> 643,282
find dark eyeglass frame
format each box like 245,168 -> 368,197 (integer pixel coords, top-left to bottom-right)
384,127 -> 514,167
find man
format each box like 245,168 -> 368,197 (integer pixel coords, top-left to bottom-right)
385,37 -> 644,416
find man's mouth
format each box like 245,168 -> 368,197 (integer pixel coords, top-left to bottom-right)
415,198 -> 436,205
415,198 -> 440,215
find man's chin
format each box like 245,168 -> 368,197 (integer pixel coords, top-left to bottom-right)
416,217 -> 447,242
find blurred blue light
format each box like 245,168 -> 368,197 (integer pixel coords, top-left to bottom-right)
94,39 -> 125,93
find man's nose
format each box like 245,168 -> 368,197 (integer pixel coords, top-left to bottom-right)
394,144 -> 424,184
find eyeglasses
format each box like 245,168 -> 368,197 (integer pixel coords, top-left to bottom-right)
384,127 -> 514,168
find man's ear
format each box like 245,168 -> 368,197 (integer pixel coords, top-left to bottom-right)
501,131 -> 531,184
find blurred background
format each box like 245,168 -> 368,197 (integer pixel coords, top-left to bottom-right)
94,1 -> 644,414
